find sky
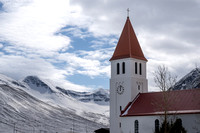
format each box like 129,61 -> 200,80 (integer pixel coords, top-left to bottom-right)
0,0 -> 200,92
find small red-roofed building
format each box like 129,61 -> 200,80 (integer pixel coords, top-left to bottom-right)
109,16 -> 200,133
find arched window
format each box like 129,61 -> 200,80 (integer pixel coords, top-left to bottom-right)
122,62 -> 125,74
117,63 -> 120,75
135,120 -> 139,133
139,63 -> 142,75
155,119 -> 159,133
135,62 -> 138,74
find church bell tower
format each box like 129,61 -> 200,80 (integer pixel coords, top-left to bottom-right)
110,16 -> 148,133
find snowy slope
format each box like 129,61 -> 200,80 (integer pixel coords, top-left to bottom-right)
23,76 -> 109,105
0,74 -> 109,130
0,84 -> 105,133
22,76 -> 109,124
173,68 -> 200,90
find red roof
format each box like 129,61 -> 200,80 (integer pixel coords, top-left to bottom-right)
121,89 -> 200,116
110,17 -> 147,61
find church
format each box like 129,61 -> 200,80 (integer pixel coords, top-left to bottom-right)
109,16 -> 200,133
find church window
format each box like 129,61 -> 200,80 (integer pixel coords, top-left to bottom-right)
119,122 -> 121,128
135,62 -> 138,74
120,106 -> 122,111
122,62 -> 125,74
139,63 -> 142,75
117,63 -> 120,75
135,120 -> 139,133
138,85 -> 140,90
155,119 -> 159,132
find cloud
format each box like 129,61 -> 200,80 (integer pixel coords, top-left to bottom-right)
60,27 -> 92,39
78,49 -> 112,61
0,54 -> 91,91
0,0 -> 200,91
0,0 -> 114,90
0,0 -> 72,53
57,51 -> 110,78
0,54 -> 66,79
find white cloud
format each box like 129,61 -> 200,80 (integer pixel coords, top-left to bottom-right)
57,52 -> 110,78
60,27 -> 91,39
78,49 -> 112,61
0,54 -> 91,91
0,0 -> 200,91
140,30 -> 200,91
0,0 -> 114,91
0,0 -> 113,90
0,0 -> 72,53
0,54 -> 66,79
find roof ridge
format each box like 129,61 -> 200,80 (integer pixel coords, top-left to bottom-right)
127,17 -> 132,58
121,93 -> 141,116
141,88 -> 200,95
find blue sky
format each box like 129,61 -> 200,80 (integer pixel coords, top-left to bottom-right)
0,0 -> 200,91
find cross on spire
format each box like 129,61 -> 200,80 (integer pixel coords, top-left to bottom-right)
127,8 -> 130,17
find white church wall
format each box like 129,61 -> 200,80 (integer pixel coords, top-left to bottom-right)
110,58 -> 148,108
179,114 -> 200,133
110,58 -> 147,79
110,58 -> 148,133
121,115 -> 156,133
120,114 -> 200,133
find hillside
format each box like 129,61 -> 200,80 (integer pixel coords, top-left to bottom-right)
0,74 -> 109,133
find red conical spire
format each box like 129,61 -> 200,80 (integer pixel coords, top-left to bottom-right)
110,17 -> 147,61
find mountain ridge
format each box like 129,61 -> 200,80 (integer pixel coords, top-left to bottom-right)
23,75 -> 109,105
172,68 -> 200,90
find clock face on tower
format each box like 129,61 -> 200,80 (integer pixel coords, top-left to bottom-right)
116,84 -> 124,95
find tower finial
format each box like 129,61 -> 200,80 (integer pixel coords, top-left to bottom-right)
127,8 -> 130,17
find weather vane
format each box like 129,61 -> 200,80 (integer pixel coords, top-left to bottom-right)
127,8 -> 130,17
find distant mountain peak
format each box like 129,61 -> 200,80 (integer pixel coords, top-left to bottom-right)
173,68 -> 200,90
94,88 -> 109,95
23,75 -> 54,93
56,87 -> 110,105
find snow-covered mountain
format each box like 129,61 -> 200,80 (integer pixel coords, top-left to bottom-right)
22,76 -> 109,122
23,76 -> 109,105
56,86 -> 110,105
23,76 -> 55,94
0,74 -> 109,133
173,68 -> 200,90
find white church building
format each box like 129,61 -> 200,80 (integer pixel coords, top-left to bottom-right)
109,16 -> 200,133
